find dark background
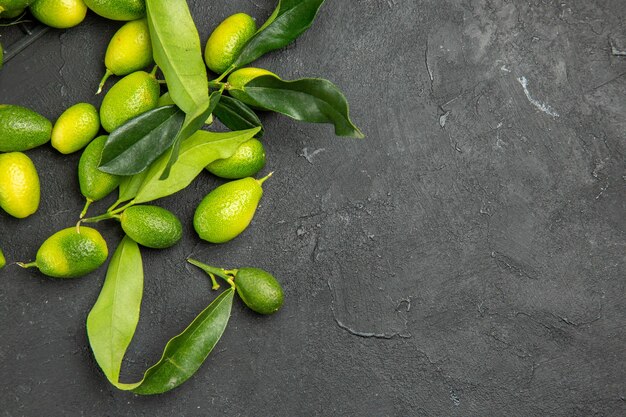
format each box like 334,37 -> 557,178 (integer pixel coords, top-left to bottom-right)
1,1 -> 625,415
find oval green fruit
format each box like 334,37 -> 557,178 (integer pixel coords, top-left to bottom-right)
0,104 -> 51,152
78,135 -> 121,202
51,102 -> 100,154
0,0 -> 32,16
99,70 -> 159,133
204,13 -> 256,74
83,0 -> 144,21
0,6 -> 25,18
30,0 -> 88,29
235,267 -> 283,315
193,174 -> 270,244
0,152 -> 40,218
206,138 -> 265,179
97,18 -> 152,94
227,67 -> 278,108
120,205 -> 182,249
33,226 -> 108,278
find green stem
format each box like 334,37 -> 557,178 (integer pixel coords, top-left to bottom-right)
16,262 -> 37,269
208,81 -> 226,89
187,259 -> 236,288
107,199 -> 123,213
214,65 -> 236,83
257,171 -> 274,185
150,65 -> 159,76
157,79 -> 167,85
80,198 -> 93,219
96,69 -> 113,95
207,273 -> 220,290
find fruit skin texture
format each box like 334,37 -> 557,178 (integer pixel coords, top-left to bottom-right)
193,177 -> 265,244
99,70 -> 160,133
204,13 -> 257,75
0,105 -> 52,152
0,1 -> 33,17
105,18 -> 152,75
30,0 -> 88,29
0,248 -> 6,270
235,268 -> 284,315
1,6 -> 25,18
78,135 -> 121,202
35,227 -> 108,278
120,205 -> 182,249
206,139 -> 265,179
0,152 -> 40,218
51,102 -> 100,154
83,0 -> 144,21
227,67 -> 278,108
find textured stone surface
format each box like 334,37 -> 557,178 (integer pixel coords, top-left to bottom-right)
1,1 -> 625,415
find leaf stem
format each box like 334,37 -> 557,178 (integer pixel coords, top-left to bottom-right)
214,65 -> 236,83
80,198 -> 93,219
187,259 -> 236,288
96,69 -> 113,95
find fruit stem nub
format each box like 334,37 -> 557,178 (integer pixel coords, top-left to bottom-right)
96,69 -> 113,95
16,262 -> 37,269
257,171 -> 274,185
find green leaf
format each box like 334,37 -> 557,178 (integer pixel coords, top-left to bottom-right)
116,171 -> 149,205
231,0 -> 326,69
132,288 -> 234,395
146,0 -> 208,114
214,96 -> 264,138
159,89 -> 223,180
132,127 -> 261,204
237,76 -> 364,138
86,236 -> 143,388
99,106 -> 185,176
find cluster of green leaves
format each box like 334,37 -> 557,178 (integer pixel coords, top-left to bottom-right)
86,0 -> 362,395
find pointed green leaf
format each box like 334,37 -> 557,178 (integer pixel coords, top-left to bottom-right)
232,0 -> 326,69
132,288 -> 234,395
99,106 -> 185,175
214,96 -> 264,138
86,237 -> 143,388
146,0 -> 208,114
237,76 -> 364,138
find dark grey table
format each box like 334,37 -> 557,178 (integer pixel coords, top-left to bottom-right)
1,1 -> 625,416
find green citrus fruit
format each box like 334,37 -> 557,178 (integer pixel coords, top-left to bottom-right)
0,152 -> 40,218
99,70 -> 159,132
227,67 -> 278,108
120,205 -> 182,249
204,13 -> 256,74
97,18 -> 152,94
0,104 -> 52,152
193,173 -> 271,244
51,103 -> 100,154
30,0 -> 88,29
0,6 -> 26,18
206,138 -> 265,179
0,1 -> 32,17
83,0 -> 144,21
0,248 -> 6,270
235,267 -> 283,315
78,135 -> 121,202
32,226 -> 108,278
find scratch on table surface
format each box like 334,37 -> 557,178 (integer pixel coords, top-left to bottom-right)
516,76 -> 559,117
299,147 -> 326,164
